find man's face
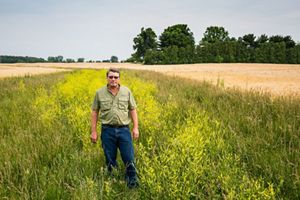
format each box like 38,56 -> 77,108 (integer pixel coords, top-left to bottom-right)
107,71 -> 120,88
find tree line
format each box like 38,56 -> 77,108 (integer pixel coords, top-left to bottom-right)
0,55 -> 46,63
128,25 -> 300,64
0,55 -> 119,63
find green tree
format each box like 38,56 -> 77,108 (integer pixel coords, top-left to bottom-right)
159,24 -> 195,64
57,56 -> 64,62
254,43 -> 270,63
77,58 -> 84,62
269,35 -> 295,49
242,34 -> 256,48
237,35 -> 256,62
66,58 -> 75,63
161,46 -> 180,64
296,45 -> 300,64
235,40 -> 252,62
201,26 -> 230,44
47,56 -> 55,62
0,55 -> 45,63
269,35 -> 284,43
195,45 -> 206,63
268,42 -> 286,63
220,41 -> 237,62
132,27 -> 158,62
159,24 -> 195,49
286,47 -> 297,64
283,36 -> 296,48
144,50 -> 163,65
178,46 -> 195,64
110,56 -> 118,63
48,56 -> 63,62
256,34 -> 268,47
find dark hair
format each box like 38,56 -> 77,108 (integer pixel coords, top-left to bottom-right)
106,68 -> 120,77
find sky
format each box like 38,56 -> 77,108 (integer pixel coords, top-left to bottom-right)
0,0 -> 299,61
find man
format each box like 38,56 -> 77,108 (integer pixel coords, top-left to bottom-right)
90,68 -> 139,188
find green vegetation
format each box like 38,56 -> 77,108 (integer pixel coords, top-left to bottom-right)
131,28 -> 158,62
0,55 -> 46,63
0,55 -> 90,64
47,55 -> 64,63
0,70 -> 299,199
136,71 -> 300,199
110,56 -> 119,63
77,58 -> 85,63
129,25 -> 300,64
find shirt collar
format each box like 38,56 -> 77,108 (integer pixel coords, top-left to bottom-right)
107,84 -> 120,95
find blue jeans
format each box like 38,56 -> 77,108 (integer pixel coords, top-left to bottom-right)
101,125 -> 136,176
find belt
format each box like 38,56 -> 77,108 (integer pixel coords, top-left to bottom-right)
102,124 -> 129,128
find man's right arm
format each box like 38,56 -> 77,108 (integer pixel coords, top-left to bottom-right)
91,110 -> 99,143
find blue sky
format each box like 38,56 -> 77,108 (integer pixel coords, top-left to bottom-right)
1,0 -> 299,61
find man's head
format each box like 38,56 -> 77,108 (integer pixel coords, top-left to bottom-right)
106,68 -> 120,88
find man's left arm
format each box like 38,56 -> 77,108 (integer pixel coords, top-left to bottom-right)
130,109 -> 139,139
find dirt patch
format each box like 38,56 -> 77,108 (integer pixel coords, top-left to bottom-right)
1,63 -> 300,96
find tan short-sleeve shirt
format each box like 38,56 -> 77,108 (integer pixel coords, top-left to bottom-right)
91,85 -> 137,125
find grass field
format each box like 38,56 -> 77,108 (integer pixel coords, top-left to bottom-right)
0,69 -> 299,199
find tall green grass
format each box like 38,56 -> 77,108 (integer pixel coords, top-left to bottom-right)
0,70 -> 299,199
135,71 -> 300,199
0,73 -> 103,199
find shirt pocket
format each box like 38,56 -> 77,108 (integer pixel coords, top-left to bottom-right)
118,97 -> 129,110
100,99 -> 111,111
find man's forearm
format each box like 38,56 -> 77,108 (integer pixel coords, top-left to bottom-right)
91,110 -> 99,132
130,109 -> 138,128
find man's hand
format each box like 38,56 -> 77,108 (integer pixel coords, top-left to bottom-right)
91,110 -> 99,143
130,109 -> 139,140
132,127 -> 139,140
91,131 -> 98,143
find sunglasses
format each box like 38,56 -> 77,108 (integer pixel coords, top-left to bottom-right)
108,76 -> 119,80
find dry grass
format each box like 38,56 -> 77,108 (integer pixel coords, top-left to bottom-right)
1,63 -> 300,96
0,65 -> 70,78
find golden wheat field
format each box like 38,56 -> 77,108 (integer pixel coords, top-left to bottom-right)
1,63 -> 300,96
